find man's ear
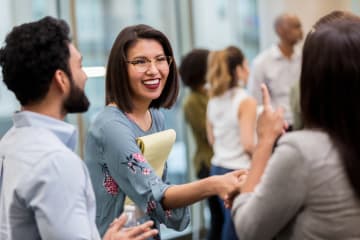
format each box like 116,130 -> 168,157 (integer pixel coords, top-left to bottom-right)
53,69 -> 70,93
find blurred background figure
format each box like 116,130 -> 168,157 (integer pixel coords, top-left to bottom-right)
179,49 -> 223,240
249,13 -> 303,130
206,46 -> 257,240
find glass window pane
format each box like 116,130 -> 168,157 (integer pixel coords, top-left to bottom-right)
192,0 -> 259,61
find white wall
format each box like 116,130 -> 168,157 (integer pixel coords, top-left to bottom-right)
257,0 -> 353,50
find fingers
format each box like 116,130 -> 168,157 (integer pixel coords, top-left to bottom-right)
224,189 -> 240,209
261,84 -> 272,109
110,214 -> 127,229
126,221 -> 158,240
231,169 -> 248,178
135,229 -> 159,240
102,214 -> 128,240
223,197 -> 232,209
127,221 -> 154,237
238,174 -> 247,184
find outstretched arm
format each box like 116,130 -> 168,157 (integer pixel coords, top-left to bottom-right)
162,169 -> 246,209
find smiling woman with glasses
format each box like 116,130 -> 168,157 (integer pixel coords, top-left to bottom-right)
84,24 -> 245,239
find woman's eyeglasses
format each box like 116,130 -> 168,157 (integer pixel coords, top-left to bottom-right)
126,56 -> 173,73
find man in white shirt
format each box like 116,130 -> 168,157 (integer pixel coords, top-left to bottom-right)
0,16 -> 157,240
248,13 -> 303,128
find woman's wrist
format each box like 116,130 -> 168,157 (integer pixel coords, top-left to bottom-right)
206,175 -> 221,196
256,134 -> 279,148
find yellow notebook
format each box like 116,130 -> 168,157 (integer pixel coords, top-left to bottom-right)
125,129 -> 176,206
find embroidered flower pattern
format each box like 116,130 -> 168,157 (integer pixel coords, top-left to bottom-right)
127,161 -> 136,174
102,164 -> 119,195
121,153 -> 152,176
142,168 -> 151,175
146,200 -> 157,214
132,153 -> 146,162
165,209 -> 172,218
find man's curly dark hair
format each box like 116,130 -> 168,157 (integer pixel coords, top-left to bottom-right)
0,16 -> 72,105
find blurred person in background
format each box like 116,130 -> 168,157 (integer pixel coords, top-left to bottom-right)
179,48 -> 223,240
248,13 -> 303,130
206,46 -> 257,240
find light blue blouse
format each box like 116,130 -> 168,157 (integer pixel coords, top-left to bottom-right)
85,106 -> 190,238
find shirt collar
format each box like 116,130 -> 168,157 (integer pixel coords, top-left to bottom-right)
13,111 -> 78,151
270,44 -> 301,61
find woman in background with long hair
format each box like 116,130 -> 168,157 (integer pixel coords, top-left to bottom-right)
206,46 -> 257,240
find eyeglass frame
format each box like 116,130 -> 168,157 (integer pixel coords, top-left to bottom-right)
126,55 -> 173,73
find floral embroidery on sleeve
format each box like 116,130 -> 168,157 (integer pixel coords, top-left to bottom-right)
122,153 -> 152,175
102,164 -> 119,195
146,200 -> 157,214
132,153 -> 146,162
165,209 -> 172,218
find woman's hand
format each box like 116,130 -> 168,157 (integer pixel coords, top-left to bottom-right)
257,84 -> 288,146
215,169 -> 248,207
239,84 -> 288,194
103,214 -> 159,240
223,172 -> 248,208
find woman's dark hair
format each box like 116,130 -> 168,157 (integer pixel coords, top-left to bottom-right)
179,49 -> 209,91
207,45 -> 245,97
300,19 -> 360,198
0,16 -> 72,105
105,24 -> 178,112
313,10 -> 359,29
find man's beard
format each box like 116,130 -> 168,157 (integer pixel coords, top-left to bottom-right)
63,80 -> 90,113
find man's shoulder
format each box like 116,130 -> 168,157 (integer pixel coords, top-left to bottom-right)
1,126 -> 80,168
253,46 -> 276,66
1,126 -> 63,150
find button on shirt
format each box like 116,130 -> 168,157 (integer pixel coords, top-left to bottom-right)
0,111 -> 100,240
248,45 -> 301,125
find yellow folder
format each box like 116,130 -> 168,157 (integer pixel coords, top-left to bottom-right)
125,129 -> 176,206
136,129 -> 176,177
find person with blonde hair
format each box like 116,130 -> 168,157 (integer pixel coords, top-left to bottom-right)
206,46 -> 257,240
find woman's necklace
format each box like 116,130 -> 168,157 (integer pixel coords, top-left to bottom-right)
108,103 -> 151,131
125,110 -> 152,131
